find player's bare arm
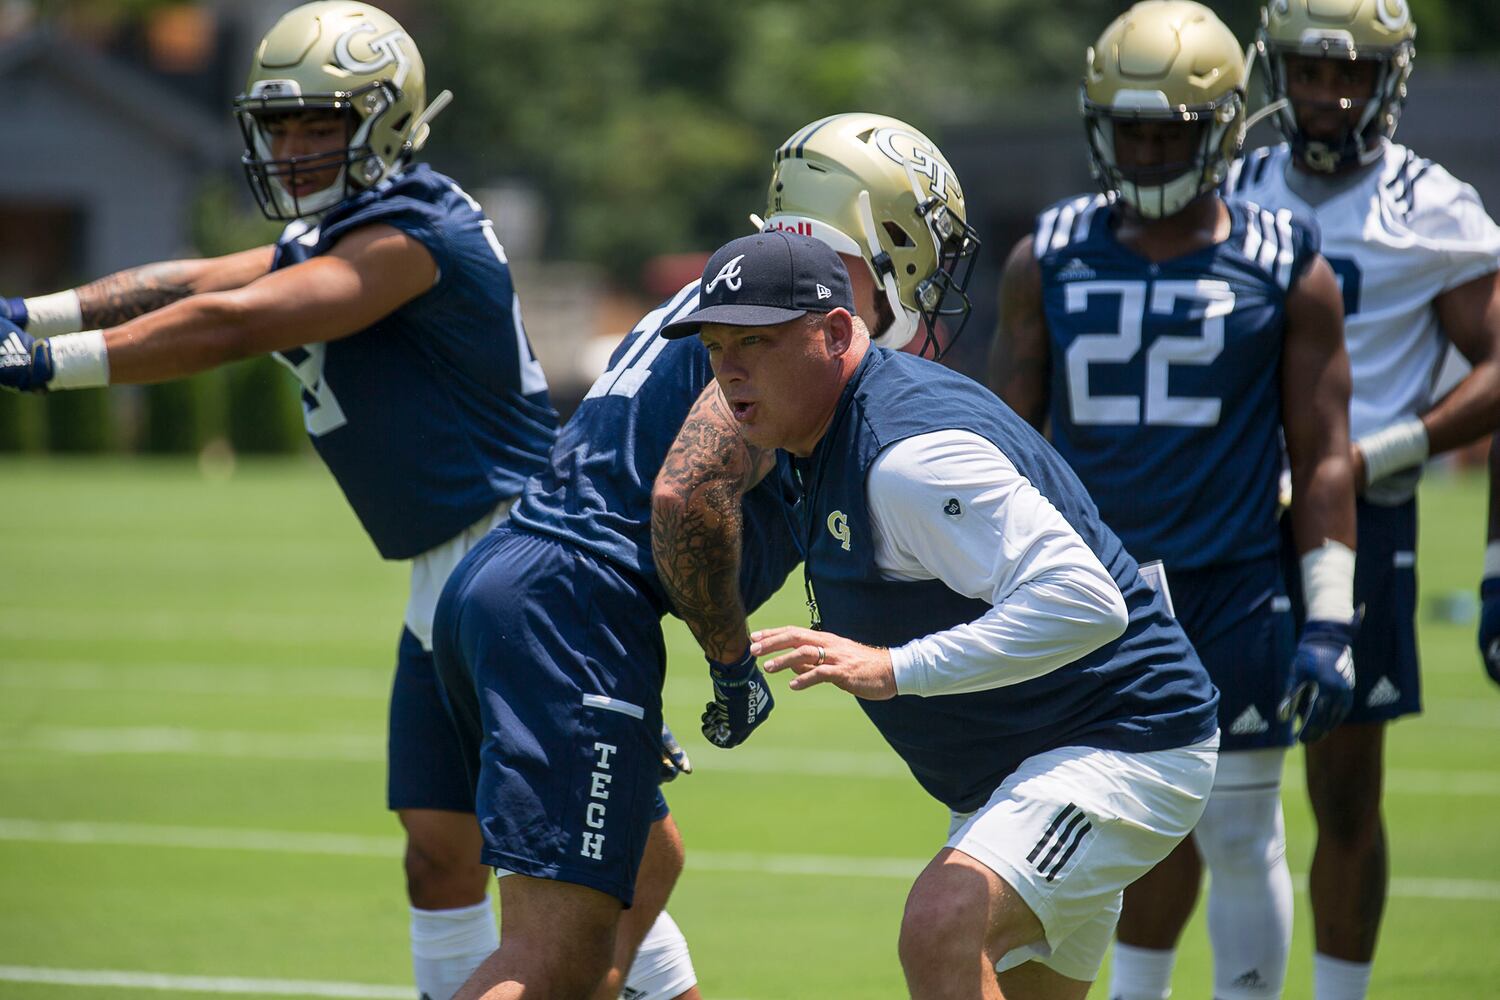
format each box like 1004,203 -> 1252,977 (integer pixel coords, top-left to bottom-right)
650,379 -> 778,663
1282,254 -> 1357,553
75,246 -> 276,328
1417,268 -> 1500,456
103,225 -> 435,385
989,235 -> 1050,430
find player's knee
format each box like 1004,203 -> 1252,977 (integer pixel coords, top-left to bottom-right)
899,877 -> 988,977
1195,750 -> 1288,874
1195,793 -> 1286,876
401,819 -> 485,903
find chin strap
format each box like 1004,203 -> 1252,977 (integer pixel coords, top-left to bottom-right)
857,189 -> 913,349
1244,98 -> 1289,132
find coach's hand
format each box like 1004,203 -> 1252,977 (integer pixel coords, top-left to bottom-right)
701,648 -> 774,749
1480,578 -> 1500,687
0,320 -> 54,392
659,721 -> 693,781
753,626 -> 897,701
0,297 -> 28,329
1279,617 -> 1358,743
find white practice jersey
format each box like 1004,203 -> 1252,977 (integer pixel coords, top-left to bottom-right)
1227,142 -> 1500,449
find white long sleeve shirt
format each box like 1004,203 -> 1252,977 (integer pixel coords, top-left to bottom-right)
871,429 -> 1129,697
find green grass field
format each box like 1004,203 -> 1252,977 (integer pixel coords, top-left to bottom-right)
1,457 -> 1495,999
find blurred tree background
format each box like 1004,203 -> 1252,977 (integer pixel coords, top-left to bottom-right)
3,0 -> 1497,454
411,0 -> 1497,277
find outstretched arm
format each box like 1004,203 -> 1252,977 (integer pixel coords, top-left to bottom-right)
650,379 -> 778,662
6,247 -> 275,335
3,226 -> 433,393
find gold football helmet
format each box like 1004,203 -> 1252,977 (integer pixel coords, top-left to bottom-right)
233,1 -> 450,219
1082,0 -> 1247,219
1257,0 -> 1416,173
759,113 -> 979,358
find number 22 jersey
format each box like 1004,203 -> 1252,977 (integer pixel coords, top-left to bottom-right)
1035,193 -> 1319,570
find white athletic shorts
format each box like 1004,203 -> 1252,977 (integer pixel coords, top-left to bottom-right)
945,734 -> 1219,982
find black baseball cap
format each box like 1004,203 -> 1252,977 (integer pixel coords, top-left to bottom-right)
660,230 -> 855,339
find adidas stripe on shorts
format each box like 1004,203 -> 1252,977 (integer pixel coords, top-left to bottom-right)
946,734 -> 1219,982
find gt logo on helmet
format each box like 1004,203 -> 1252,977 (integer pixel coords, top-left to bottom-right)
334,23 -> 413,89
872,127 -> 958,203
1376,0 -> 1410,30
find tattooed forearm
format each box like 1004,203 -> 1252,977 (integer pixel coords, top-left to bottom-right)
77,262 -> 198,328
652,385 -> 776,663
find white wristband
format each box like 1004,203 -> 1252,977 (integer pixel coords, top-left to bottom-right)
1301,539 -> 1356,622
47,330 -> 110,390
1485,541 -> 1500,581
22,289 -> 83,337
1356,418 -> 1428,486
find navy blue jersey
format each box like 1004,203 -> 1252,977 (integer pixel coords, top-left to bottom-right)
795,348 -> 1218,813
271,165 -> 558,560
1036,194 -> 1319,571
510,281 -> 802,615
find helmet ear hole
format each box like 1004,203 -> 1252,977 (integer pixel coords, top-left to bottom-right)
882,221 -> 915,248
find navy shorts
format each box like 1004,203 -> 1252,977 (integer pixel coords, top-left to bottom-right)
432,527 -> 667,905
1169,556 -> 1295,752
388,627 -> 476,812
1282,498 -> 1420,724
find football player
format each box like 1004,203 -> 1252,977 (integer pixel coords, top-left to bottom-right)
1231,1 -> 1500,996
430,113 -> 978,999
0,4 -> 694,998
989,4 -> 1358,999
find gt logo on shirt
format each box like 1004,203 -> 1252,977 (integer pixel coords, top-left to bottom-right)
580,741 -> 616,861
827,510 -> 851,551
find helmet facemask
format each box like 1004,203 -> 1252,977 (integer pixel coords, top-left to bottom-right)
853,170 -> 980,360
1083,87 -> 1244,219
1256,34 -> 1413,174
235,79 -> 398,220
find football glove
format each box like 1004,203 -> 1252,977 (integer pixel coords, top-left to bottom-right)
701,648 -> 774,749
0,320 -> 53,393
0,297 -> 28,329
1279,616 -> 1358,743
1480,578 -> 1500,687
658,722 -> 692,782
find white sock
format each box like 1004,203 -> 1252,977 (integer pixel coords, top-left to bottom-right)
1314,953 -> 1373,1000
1195,750 -> 1293,999
1108,942 -> 1175,1000
622,911 -> 697,1000
411,899 -> 498,1000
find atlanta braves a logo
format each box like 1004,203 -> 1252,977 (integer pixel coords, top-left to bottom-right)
705,254 -> 746,294
333,23 -> 413,89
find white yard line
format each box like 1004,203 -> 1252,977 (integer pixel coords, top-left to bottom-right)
6,725 -> 1499,794
0,966 -> 410,998
1,818 -> 1496,901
